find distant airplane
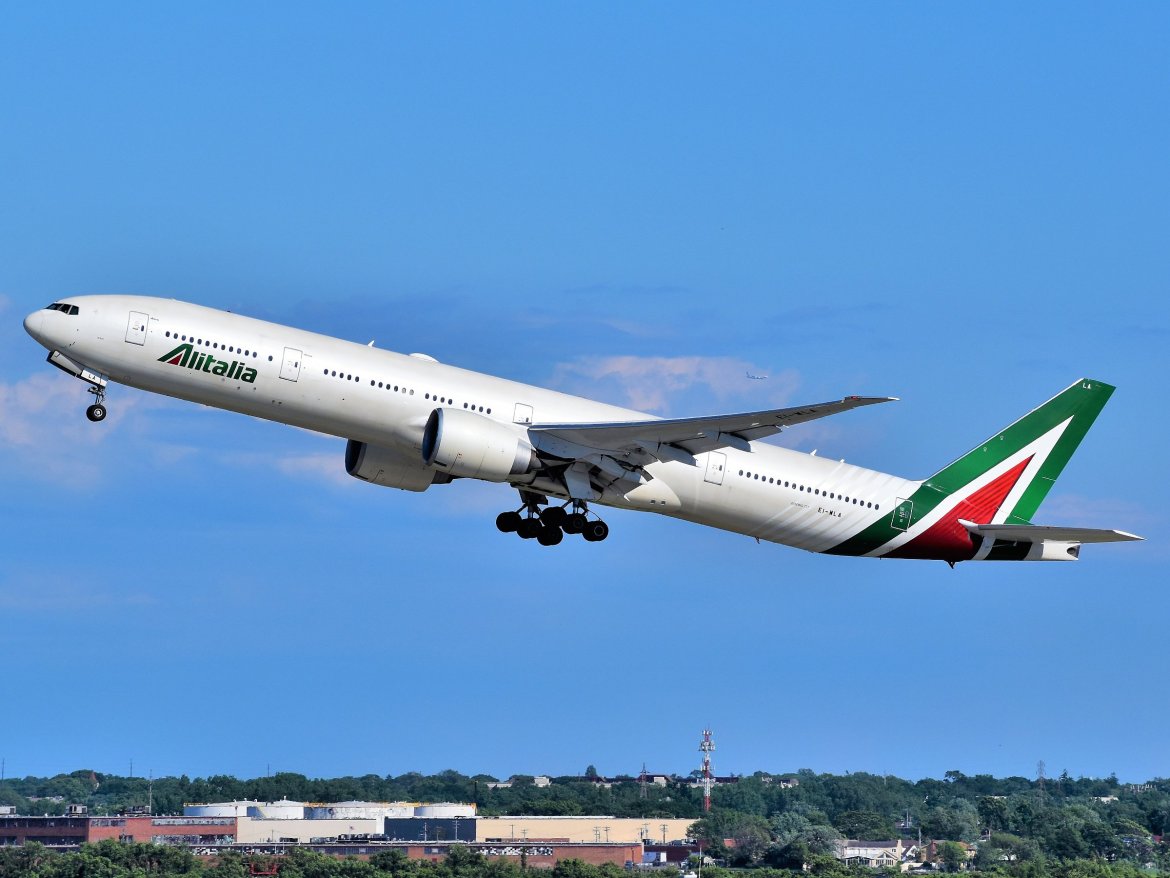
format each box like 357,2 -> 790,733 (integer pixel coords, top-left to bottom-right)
24,296 -> 1141,562
746,371 -> 767,380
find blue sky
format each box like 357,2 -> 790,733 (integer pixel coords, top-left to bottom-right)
1,3 -> 1166,786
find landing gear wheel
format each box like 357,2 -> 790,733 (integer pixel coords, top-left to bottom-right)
86,404 -> 107,422
563,512 -> 587,535
540,506 -> 568,528
536,526 -> 564,546
496,511 -> 522,533
517,517 -> 543,540
582,520 -> 610,542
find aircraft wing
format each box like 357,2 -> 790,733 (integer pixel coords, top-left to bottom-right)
530,395 -> 895,459
959,521 -> 1143,543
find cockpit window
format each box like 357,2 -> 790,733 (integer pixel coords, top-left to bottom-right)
45,303 -> 80,315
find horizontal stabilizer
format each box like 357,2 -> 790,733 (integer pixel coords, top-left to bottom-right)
958,520 -> 1143,544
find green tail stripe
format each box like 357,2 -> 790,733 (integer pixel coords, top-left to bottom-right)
825,378 -> 1115,556
1001,380 -> 1114,523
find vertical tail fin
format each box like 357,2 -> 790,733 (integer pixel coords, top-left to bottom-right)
924,378 -> 1114,526
826,378 -> 1117,561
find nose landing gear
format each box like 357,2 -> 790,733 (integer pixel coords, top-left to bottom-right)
495,498 -> 609,545
85,386 -> 107,422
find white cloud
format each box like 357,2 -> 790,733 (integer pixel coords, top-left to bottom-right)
0,572 -> 156,612
430,477 -> 515,518
205,445 -> 356,488
551,355 -> 801,415
0,374 -> 118,487
0,373 -> 88,446
0,369 -> 357,491
271,451 -> 353,487
0,372 -> 179,487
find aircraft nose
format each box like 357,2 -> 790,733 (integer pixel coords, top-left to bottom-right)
23,309 -> 45,344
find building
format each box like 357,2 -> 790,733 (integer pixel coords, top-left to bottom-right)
835,839 -> 919,869
0,804 -> 695,870
237,817 -> 382,844
0,815 -> 236,847
485,777 -> 552,790
474,817 -> 693,845
0,816 -> 90,846
405,841 -> 642,868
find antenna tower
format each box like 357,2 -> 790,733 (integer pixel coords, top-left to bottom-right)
699,728 -> 715,813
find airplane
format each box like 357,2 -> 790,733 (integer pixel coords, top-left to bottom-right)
24,295 -> 1142,563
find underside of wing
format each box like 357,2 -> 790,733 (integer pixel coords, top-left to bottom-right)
530,395 -> 895,459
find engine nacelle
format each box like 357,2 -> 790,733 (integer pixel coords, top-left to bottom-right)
421,407 -> 536,482
345,439 -> 438,492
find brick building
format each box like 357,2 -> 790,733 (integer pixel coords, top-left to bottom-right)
0,815 -> 236,847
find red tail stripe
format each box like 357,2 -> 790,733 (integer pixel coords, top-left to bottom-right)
886,456 -> 1034,561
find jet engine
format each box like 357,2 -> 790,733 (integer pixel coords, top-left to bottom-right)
345,439 -> 439,492
421,407 -> 536,482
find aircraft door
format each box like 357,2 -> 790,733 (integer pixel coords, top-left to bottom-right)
513,403 -> 533,424
125,311 -> 148,345
279,347 -> 302,382
704,451 -> 727,485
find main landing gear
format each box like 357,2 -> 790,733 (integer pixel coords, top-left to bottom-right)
495,500 -> 610,546
85,386 -> 107,422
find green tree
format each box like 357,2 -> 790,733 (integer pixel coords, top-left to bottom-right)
206,851 -> 249,878
936,841 -> 966,873
550,859 -> 598,878
833,811 -> 895,840
443,846 -> 483,878
921,801 -> 980,843
804,853 -> 853,878
978,797 -> 1011,832
763,840 -> 810,870
370,849 -> 416,878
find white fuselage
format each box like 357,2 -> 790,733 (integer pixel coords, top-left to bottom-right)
24,295 -> 917,551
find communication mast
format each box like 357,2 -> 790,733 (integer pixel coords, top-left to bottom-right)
699,728 -> 715,812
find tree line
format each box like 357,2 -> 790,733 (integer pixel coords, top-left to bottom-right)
2,769 -> 1167,873
0,838 -> 1165,878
